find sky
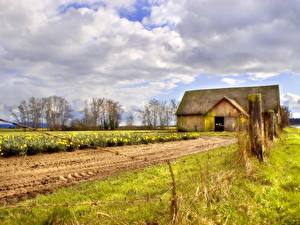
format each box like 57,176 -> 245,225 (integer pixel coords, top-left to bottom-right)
0,0 -> 300,120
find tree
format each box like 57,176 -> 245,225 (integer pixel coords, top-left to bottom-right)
106,100 -> 122,130
280,105 -> 291,128
83,98 -> 105,128
126,112 -> 134,127
82,98 -> 122,130
139,99 -> 178,129
28,97 -> 45,128
169,99 -> 179,125
44,96 -> 72,130
10,97 -> 45,128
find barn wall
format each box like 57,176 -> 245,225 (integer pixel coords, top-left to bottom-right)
224,117 -> 238,131
177,100 -> 249,132
204,100 -> 243,131
177,115 -> 204,131
204,112 -> 215,131
177,115 -> 246,131
209,100 -> 241,117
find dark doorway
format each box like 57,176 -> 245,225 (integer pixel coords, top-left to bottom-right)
215,117 -> 224,131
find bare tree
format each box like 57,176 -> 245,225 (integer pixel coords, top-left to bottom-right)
10,97 -> 45,128
170,99 -> 179,126
83,98 -> 105,128
158,100 -> 168,128
44,96 -> 72,130
139,99 -> 179,129
83,98 -> 122,130
106,99 -> 122,130
28,97 -> 45,128
10,100 -> 30,126
126,112 -> 134,127
139,99 -> 158,128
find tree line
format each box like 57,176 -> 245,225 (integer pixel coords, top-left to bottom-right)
9,96 -> 178,130
138,99 -> 178,129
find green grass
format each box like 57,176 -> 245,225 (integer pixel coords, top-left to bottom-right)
0,128 -> 298,224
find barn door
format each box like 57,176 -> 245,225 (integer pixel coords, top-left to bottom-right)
215,117 -> 224,131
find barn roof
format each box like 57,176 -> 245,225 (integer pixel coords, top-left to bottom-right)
176,85 -> 280,116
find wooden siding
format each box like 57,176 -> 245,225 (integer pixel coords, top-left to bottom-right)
177,99 -> 246,131
224,117 -> 238,131
207,99 -> 241,117
177,115 -> 204,131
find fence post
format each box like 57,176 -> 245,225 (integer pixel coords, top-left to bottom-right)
274,113 -> 281,137
267,110 -> 275,141
248,93 -> 264,161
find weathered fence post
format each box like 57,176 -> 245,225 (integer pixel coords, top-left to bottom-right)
248,93 -> 264,161
266,110 -> 275,141
274,113 -> 281,137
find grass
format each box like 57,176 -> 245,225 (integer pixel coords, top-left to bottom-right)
0,128 -> 299,224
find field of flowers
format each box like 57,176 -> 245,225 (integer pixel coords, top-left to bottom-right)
0,130 -> 201,157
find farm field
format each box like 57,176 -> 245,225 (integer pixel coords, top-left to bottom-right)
0,128 -> 299,225
0,136 -> 235,204
0,130 -> 233,157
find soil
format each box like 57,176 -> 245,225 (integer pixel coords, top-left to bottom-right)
0,136 -> 236,204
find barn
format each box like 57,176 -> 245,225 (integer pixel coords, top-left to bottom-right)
176,85 -> 280,132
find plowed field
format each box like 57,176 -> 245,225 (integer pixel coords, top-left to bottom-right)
0,136 -> 235,204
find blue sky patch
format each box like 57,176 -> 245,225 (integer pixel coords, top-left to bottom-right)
154,72 -> 300,106
58,2 -> 106,14
119,0 -> 151,22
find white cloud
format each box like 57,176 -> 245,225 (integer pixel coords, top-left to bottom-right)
1,0 -> 300,118
221,77 -> 245,86
282,93 -> 300,118
0,0 -> 198,111
247,72 -> 278,81
146,0 -> 300,76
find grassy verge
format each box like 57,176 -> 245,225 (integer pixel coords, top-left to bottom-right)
0,128 -> 298,224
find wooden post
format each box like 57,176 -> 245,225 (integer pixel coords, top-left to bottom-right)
267,110 -> 275,141
248,93 -> 264,161
274,113 -> 281,137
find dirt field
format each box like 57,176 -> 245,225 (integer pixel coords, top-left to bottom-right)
0,136 -> 235,204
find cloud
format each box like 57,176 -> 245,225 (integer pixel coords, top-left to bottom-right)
1,0 -> 300,119
145,0 -> 300,76
0,0 -> 197,109
221,77 -> 245,86
282,93 -> 300,118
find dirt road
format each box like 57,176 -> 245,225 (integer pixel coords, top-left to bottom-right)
0,136 -> 235,204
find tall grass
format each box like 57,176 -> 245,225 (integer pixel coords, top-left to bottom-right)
236,120 -> 252,174
1,128 -> 299,224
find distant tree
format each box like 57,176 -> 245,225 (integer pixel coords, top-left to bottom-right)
44,96 -> 72,130
28,97 -> 45,128
70,119 -> 88,130
169,99 -> 179,125
106,100 -> 122,130
280,106 -> 291,128
10,100 -> 30,126
83,98 -> 122,130
83,98 -> 105,128
126,112 -> 134,127
139,99 -> 178,129
10,97 -> 45,128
